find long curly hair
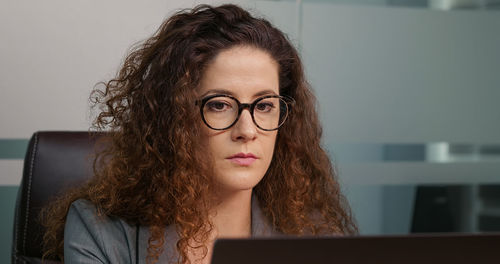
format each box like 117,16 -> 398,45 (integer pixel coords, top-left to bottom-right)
41,4 -> 357,264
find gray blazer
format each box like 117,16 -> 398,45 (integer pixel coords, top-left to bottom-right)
64,197 -> 279,264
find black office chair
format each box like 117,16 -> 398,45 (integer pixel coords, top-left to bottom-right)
12,131 -> 106,264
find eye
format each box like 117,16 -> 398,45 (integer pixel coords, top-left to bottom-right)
205,100 -> 233,112
255,101 -> 275,113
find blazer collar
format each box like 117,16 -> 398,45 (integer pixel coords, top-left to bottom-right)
251,194 -> 280,236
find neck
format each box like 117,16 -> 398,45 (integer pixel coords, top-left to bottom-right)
209,189 -> 253,238
186,189 -> 253,264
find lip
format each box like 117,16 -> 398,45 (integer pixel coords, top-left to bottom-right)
226,152 -> 258,166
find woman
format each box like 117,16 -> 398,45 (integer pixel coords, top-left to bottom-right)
42,4 -> 357,264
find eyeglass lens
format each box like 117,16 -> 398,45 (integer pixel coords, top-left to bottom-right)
202,96 -> 288,130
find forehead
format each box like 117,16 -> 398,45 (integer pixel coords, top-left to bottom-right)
198,45 -> 280,99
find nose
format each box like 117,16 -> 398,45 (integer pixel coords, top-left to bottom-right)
231,109 -> 257,142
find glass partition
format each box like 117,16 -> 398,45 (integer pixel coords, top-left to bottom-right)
252,0 -> 500,234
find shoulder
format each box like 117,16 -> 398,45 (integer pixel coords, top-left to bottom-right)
67,199 -> 100,222
64,199 -> 139,263
66,199 -> 136,239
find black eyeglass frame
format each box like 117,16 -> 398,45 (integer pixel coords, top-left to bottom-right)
197,94 -> 295,131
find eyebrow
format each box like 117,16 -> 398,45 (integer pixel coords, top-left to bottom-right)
201,89 -> 278,98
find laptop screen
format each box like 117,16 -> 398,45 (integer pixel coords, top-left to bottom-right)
211,233 -> 500,264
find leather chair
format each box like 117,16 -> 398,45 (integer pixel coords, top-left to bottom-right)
12,131 -> 106,264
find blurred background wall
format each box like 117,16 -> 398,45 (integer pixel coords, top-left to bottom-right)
1,0 -> 499,262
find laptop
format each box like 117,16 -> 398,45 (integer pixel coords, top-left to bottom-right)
211,233 -> 500,264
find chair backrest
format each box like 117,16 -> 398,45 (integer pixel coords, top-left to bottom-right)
12,131 -> 106,264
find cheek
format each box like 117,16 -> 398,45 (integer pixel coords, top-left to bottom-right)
263,132 -> 278,161
205,131 -> 228,157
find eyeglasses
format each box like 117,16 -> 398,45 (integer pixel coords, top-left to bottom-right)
197,94 -> 294,131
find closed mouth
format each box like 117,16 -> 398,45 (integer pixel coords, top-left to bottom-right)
226,152 -> 258,166
227,152 -> 258,159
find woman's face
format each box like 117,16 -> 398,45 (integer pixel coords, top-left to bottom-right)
198,45 -> 279,194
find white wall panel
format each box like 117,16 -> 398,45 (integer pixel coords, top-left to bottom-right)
0,0 -> 255,138
0,160 -> 23,185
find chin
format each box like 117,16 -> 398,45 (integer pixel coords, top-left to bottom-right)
216,171 -> 265,192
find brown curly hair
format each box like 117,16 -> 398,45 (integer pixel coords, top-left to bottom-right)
41,4 -> 357,264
